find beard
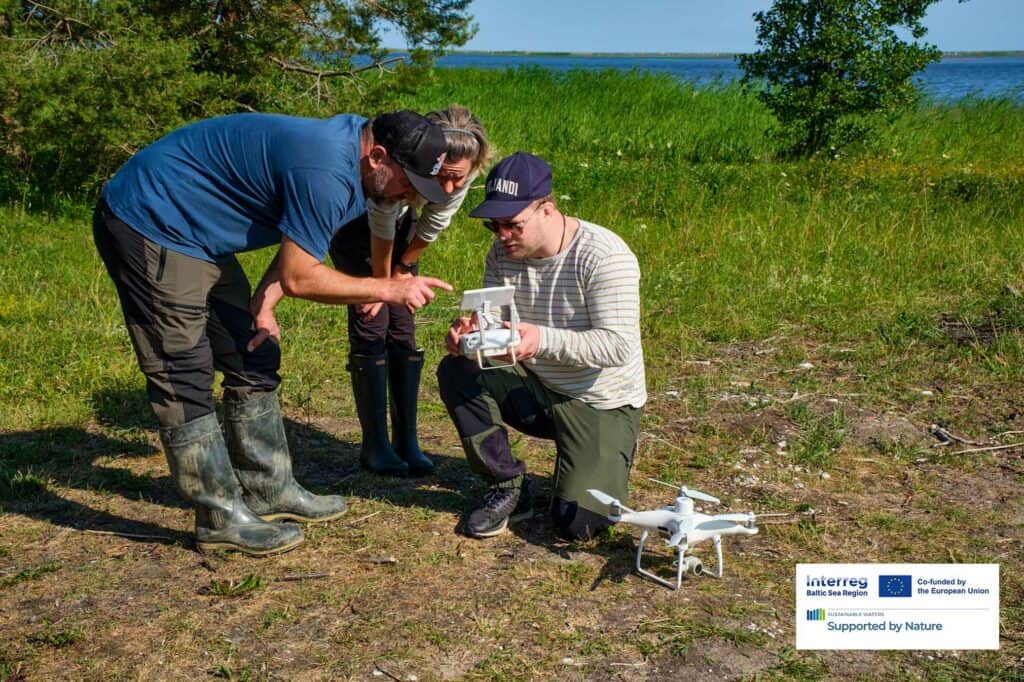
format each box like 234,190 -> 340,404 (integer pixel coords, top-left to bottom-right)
366,164 -> 394,201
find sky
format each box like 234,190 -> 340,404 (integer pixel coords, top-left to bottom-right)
382,0 -> 1023,54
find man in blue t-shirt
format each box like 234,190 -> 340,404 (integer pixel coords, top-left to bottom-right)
94,110 -> 452,556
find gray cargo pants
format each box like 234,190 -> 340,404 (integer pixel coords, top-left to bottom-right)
93,200 -> 281,427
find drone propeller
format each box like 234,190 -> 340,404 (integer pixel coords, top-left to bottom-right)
649,478 -> 720,505
681,487 -> 720,505
587,489 -> 635,514
712,513 -> 755,523
648,477 -> 679,491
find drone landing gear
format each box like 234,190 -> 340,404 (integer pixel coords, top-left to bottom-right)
704,536 -> 725,579
635,531 -> 725,590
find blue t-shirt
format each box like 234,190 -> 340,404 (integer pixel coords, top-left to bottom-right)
103,113 -> 367,263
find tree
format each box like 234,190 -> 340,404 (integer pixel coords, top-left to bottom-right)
738,0 -> 960,157
0,0 -> 476,199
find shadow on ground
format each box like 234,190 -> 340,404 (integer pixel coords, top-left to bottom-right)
0,421 -> 190,544
0,388 -> 471,546
2,387 -> 616,563
287,413 -> 632,576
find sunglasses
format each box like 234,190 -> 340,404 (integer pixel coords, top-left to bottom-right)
483,201 -> 547,234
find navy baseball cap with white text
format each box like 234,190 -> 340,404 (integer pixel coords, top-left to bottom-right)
372,111 -> 448,204
469,151 -> 552,219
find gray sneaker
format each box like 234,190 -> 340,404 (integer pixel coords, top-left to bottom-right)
466,479 -> 533,538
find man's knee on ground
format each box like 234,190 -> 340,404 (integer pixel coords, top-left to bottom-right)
551,497 -> 614,541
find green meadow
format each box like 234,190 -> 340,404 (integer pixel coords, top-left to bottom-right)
4,68 -> 1023,425
1,68 -> 1022,679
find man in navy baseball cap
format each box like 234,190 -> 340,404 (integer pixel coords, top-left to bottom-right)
440,151 -> 648,543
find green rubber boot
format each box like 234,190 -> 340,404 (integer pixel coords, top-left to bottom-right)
348,353 -> 409,477
159,413 -> 304,556
223,391 -> 347,523
388,349 -> 435,476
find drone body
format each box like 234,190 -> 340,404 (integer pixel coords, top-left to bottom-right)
588,483 -> 758,590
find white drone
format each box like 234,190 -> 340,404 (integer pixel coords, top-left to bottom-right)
458,285 -> 521,369
588,479 -> 758,590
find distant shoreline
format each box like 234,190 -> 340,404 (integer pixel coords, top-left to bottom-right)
941,51 -> 1024,58
388,49 -> 1024,59
438,50 -> 740,58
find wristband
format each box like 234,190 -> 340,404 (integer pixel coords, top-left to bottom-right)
395,261 -> 417,274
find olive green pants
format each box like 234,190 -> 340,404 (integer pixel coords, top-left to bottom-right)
437,355 -> 641,539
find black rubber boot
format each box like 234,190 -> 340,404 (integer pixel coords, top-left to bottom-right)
223,391 -> 347,524
388,349 -> 435,477
348,353 -> 409,477
159,413 -> 304,556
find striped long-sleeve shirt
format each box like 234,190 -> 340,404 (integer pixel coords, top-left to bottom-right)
483,219 -> 647,410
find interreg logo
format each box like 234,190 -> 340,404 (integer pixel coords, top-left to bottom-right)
806,608 -> 826,621
879,574 -> 913,597
805,574 -> 869,597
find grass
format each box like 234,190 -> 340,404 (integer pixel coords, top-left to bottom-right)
0,68 -> 1023,679
26,618 -> 84,649
0,560 -> 62,589
202,573 -> 264,598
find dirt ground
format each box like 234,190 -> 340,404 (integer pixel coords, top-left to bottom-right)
1,337 -> 1022,681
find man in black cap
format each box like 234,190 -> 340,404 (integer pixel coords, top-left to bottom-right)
94,110 -> 452,555
437,152 -> 647,541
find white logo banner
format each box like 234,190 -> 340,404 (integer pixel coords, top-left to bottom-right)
796,563 -> 999,650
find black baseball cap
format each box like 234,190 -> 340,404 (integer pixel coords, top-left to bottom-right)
372,110 -> 448,203
469,151 -> 552,219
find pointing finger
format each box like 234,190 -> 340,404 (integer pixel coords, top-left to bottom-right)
421,276 -> 453,292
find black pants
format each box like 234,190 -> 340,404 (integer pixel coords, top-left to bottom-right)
436,355 -> 642,540
328,209 -> 418,356
93,200 -> 281,427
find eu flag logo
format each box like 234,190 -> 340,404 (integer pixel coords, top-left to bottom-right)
879,574 -> 912,597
